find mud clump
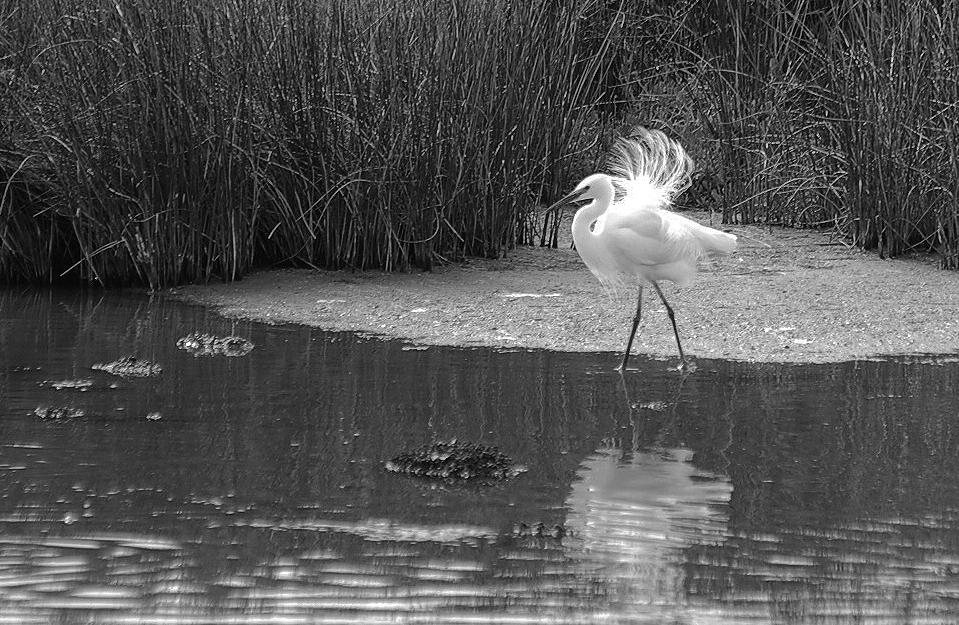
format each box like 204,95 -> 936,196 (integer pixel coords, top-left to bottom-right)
33,405 -> 85,420
39,379 -> 95,391
511,522 -> 569,540
386,441 -> 525,481
91,357 -> 162,378
176,333 -> 254,357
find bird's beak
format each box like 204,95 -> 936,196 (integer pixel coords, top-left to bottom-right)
542,187 -> 588,217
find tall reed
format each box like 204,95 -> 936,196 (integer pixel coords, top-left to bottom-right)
675,0 -> 843,226
3,0 -> 261,287
678,0 -> 959,265
1,0 -> 617,285
934,2 -> 959,269
5,0 -> 959,284
254,0 -> 619,270
826,0 -> 958,262
1,0 -> 68,283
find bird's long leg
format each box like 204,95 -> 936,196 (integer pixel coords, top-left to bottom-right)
617,284 -> 643,371
650,281 -> 686,366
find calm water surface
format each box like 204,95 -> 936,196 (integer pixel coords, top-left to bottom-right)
1,289 -> 959,624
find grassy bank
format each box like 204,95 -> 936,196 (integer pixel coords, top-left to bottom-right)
2,0 -> 957,287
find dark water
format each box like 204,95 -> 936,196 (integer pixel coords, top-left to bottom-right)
2,289 -> 959,624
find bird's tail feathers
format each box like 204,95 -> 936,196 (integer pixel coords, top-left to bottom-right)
607,128 -> 694,208
697,228 -> 738,257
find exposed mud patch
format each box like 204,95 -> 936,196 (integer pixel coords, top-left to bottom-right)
169,215 -> 959,363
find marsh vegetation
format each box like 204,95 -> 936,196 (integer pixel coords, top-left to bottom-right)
2,0 -> 958,287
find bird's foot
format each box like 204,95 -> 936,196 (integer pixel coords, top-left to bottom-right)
676,359 -> 697,373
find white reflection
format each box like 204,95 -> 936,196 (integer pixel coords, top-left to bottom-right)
565,447 -> 732,617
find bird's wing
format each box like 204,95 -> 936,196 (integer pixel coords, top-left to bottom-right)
660,209 -> 738,256
602,205 -> 703,284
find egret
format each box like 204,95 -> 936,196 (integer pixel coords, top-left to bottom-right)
545,128 -> 737,370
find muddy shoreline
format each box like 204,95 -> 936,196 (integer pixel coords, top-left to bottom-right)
169,217 -> 959,364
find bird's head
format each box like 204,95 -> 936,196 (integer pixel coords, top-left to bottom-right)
543,174 -> 615,217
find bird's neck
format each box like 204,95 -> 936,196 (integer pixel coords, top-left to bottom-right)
571,200 -> 607,240
569,200 -> 613,284
569,182 -> 615,279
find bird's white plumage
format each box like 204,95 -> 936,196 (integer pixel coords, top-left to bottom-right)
607,129 -> 695,207
563,129 -> 736,289
545,127 -> 737,368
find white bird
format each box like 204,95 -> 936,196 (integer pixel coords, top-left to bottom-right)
545,128 -> 737,370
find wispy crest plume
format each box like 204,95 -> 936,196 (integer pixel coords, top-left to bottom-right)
606,128 -> 695,207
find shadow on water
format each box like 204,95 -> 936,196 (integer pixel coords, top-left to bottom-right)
1,288 -> 959,623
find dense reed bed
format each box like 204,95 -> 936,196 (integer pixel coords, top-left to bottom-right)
1,0 -> 958,286
1,0 -> 616,286
690,0 -> 959,268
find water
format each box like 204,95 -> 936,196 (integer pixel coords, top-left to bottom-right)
1,289 -> 959,624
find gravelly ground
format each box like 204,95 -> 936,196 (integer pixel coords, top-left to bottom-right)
169,214 -> 959,364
